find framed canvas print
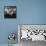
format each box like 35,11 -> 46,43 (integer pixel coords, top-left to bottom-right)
4,6 -> 16,18
18,24 -> 46,41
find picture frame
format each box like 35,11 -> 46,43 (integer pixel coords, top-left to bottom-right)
18,24 -> 46,41
4,6 -> 16,18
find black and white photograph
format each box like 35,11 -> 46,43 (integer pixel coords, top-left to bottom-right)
4,6 -> 16,18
